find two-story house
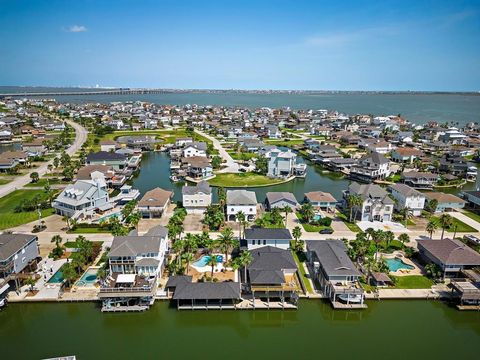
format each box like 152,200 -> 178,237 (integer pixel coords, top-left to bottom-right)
401,171 -> 439,189
267,149 -> 297,178
226,190 -> 257,222
137,187 -> 173,218
388,183 -> 426,216
343,182 -> 394,222
182,142 -> 207,158
243,228 -> 292,250
182,181 -> 212,214
86,151 -> 127,172
349,152 -> 391,183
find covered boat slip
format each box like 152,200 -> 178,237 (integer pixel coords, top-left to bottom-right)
173,281 -> 241,310
450,278 -> 480,309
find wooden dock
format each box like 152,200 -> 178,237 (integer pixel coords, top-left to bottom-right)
101,305 -> 149,312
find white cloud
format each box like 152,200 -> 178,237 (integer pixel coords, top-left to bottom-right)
67,25 -> 88,33
305,33 -> 357,46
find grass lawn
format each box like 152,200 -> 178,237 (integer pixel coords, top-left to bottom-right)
65,240 -> 104,248
337,213 -> 362,233
0,190 -> 55,230
292,251 -> 314,294
391,275 -> 434,289
227,151 -> 257,161
264,139 -> 305,147
462,210 -> 480,224
0,179 -> 11,185
208,173 -> 287,187
25,178 -> 69,188
295,213 -> 332,232
67,226 -> 112,234
430,216 -> 477,233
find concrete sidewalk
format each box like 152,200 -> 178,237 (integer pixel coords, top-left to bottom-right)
451,211 -> 480,232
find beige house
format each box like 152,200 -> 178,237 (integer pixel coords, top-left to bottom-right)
182,181 -> 212,214
137,187 -> 173,218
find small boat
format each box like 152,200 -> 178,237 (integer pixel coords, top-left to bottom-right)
0,298 -> 6,309
338,294 -> 362,304
169,175 -> 179,182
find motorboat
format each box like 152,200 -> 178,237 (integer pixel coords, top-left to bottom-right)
338,294 -> 363,304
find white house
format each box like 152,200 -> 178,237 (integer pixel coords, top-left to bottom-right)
243,228 -> 292,250
267,149 -> 297,178
343,182 -> 394,222
350,152 -> 391,182
182,142 -> 207,158
388,183 -> 426,216
182,181 -> 212,214
226,190 -> 257,222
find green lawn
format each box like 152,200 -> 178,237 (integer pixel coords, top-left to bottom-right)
391,275 -> 434,289
227,151 -> 257,161
0,179 -> 11,186
64,240 -> 103,248
67,226 -> 112,234
208,173 -> 287,187
295,213 -> 332,233
0,190 -> 55,230
264,139 -> 305,147
430,216 -> 477,233
462,210 -> 480,224
292,251 -> 314,294
25,178 -> 69,188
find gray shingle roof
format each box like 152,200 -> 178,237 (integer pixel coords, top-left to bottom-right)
109,235 -> 162,257
389,183 -> 424,197
182,181 -> 211,195
244,228 -> 292,240
87,151 -> 126,162
306,240 -> 361,277
265,192 -> 298,206
348,182 -> 394,205
247,246 -> 297,285
418,238 -> 480,266
0,234 -> 37,261
173,282 -> 241,300
226,190 -> 257,205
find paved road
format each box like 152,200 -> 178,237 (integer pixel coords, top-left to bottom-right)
194,129 -> 240,173
0,119 -> 88,198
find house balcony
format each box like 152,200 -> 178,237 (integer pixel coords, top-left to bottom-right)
99,273 -> 156,298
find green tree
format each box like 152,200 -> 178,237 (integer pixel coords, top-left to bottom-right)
439,213 -> 452,240
281,205 -> 293,227
425,263 -> 442,280
426,219 -> 438,239
427,199 -> 438,214
207,254 -> 218,279
254,155 -> 268,175
30,172 -> 39,183
398,233 -> 410,246
62,263 -> 78,288
211,155 -> 222,169
24,276 -> 36,292
236,211 -> 246,238
299,203 -> 315,223
237,250 -> 253,283
217,227 -> 237,262
347,194 -> 363,222
181,252 -> 194,275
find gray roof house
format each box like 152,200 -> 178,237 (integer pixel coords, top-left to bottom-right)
265,192 -> 298,210
0,234 -> 39,293
182,181 -> 212,214
417,238 -> 480,278
306,240 -> 365,308
343,182 -> 394,222
226,190 -> 258,222
52,175 -> 110,219
243,228 -> 292,250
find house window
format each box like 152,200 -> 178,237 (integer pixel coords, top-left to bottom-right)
251,240 -> 255,245
257,240 -> 261,245
263,240 -> 266,245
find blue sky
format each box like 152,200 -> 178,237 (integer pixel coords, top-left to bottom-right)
0,0 -> 479,90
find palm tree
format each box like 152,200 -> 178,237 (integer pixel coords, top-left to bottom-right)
452,224 -> 458,239
30,172 -> 39,183
282,205 -> 293,227
238,250 -> 253,283
236,211 -> 246,239
399,207 -> 413,228
182,252 -> 194,275
439,213 -> 452,240
426,219 -> 438,239
217,227 -> 236,262
398,233 -> 410,246
51,234 -> 63,250
292,226 -> 302,250
347,194 -> 363,222
62,215 -> 70,230
207,254 -> 218,279
300,203 -> 315,223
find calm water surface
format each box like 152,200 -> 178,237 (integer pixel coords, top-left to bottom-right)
0,300 -> 478,360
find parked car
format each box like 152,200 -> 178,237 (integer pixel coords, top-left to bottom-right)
319,228 -> 334,234
464,234 -> 480,245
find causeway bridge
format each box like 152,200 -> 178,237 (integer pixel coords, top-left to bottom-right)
0,88 -> 170,97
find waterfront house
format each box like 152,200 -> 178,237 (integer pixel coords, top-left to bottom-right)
306,240 -> 365,308
239,139 -> 265,152
304,191 -> 337,213
0,154 -> 18,172
181,156 -> 213,179
182,142 -> 207,158
349,152 -> 391,183
326,157 -> 358,172
391,147 -> 424,164
52,173 -> 111,219
172,280 -> 242,310
175,137 -> 193,147
0,234 -> 39,293
264,192 -> 298,211
417,238 -> 480,278
265,124 -> 281,139
226,190 -> 257,222
137,187 -> 173,218
22,139 -> 46,156
242,246 -> 299,308
315,145 -> 342,164
267,149 -> 299,178
242,228 -> 292,250
343,183 -> 394,222
86,151 -> 127,172
388,183 -> 426,216
100,140 -> 117,152
100,226 -> 169,311
401,171 -> 439,189
424,192 -> 466,213
182,181 -> 212,214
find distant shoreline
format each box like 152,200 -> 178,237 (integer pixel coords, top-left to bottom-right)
0,86 -> 479,96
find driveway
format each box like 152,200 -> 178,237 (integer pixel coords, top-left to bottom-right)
194,129 -> 239,173
0,119 -> 88,198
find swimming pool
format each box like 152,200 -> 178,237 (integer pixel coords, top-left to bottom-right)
386,257 -> 415,272
75,268 -> 98,287
47,265 -> 65,283
313,214 -> 322,221
192,255 -> 224,267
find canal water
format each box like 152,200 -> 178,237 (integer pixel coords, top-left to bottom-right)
0,300 -> 478,359
132,151 -> 351,203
